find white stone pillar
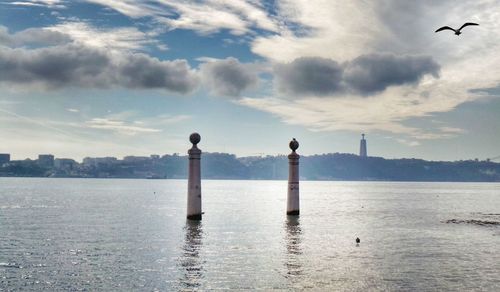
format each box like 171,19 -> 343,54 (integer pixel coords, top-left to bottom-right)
287,138 -> 300,216
187,133 -> 202,220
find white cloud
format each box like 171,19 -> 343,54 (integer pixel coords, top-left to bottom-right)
161,0 -> 279,35
81,111 -> 191,136
85,0 -> 153,18
237,73 -> 483,141
8,0 -> 65,8
82,112 -> 190,136
47,22 -> 158,51
154,114 -> 191,125
85,118 -> 161,135
397,139 -> 421,147
252,0 -> 386,62
1,21 -> 165,52
236,0 -> 500,143
85,0 -> 279,36
438,127 -> 466,134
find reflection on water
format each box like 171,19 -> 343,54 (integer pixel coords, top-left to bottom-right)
178,220 -> 204,290
284,216 -> 303,279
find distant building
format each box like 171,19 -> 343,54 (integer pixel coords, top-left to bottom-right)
359,134 -> 367,157
54,158 -> 77,171
0,153 -> 10,165
123,156 -> 150,163
83,157 -> 117,167
38,154 -> 55,168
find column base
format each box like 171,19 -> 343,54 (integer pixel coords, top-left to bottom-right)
187,214 -> 202,220
287,210 -> 300,216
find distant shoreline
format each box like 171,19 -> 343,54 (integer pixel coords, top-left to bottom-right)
2,153 -> 499,182
1,176 -> 499,183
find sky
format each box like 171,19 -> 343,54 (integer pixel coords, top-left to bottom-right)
1,0 -> 500,161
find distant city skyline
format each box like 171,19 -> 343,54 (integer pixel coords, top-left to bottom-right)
1,1 -> 500,161
2,149 -> 499,181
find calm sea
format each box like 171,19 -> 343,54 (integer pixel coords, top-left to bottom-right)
0,178 -> 499,291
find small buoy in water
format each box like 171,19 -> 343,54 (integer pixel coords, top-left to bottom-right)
356,237 -> 360,244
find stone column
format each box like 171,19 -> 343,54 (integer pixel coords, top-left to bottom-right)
187,133 -> 202,220
287,138 -> 300,216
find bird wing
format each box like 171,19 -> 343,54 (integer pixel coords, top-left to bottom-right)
458,22 -> 479,31
435,26 -> 455,33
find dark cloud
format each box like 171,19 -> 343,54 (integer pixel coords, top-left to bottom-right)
274,57 -> 343,96
274,54 -> 440,97
13,28 -> 71,46
469,84 -> 500,96
200,57 -> 258,97
0,25 -> 71,47
344,53 -> 440,94
117,54 -> 198,92
0,44 -> 199,93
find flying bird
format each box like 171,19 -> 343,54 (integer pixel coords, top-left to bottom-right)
435,23 -> 479,35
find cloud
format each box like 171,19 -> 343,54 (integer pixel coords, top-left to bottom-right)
251,1 -> 385,63
0,25 -> 71,47
0,44 -> 199,93
116,53 -> 198,92
7,0 -> 65,8
200,57 -> 259,97
85,118 -> 161,135
239,0 -> 500,141
85,0 -> 153,18
237,75 -> 483,141
397,139 -> 421,147
2,0 -> 500,146
160,0 -> 278,35
274,57 -> 343,96
46,22 -> 159,51
274,54 -> 439,97
1,22 -> 164,51
82,112 -> 190,135
343,53 -> 440,94
140,114 -> 191,126
85,0 -> 279,36
437,127 -> 466,134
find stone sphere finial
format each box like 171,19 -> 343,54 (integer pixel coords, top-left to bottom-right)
289,138 -> 299,151
189,133 -> 201,145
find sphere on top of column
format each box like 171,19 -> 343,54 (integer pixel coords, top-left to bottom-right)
190,133 -> 201,146
289,138 -> 299,152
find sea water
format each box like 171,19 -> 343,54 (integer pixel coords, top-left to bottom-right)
1,178 -> 499,291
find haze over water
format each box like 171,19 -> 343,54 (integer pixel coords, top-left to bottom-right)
1,178 -> 499,291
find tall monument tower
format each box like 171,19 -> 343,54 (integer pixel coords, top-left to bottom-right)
359,134 -> 367,157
